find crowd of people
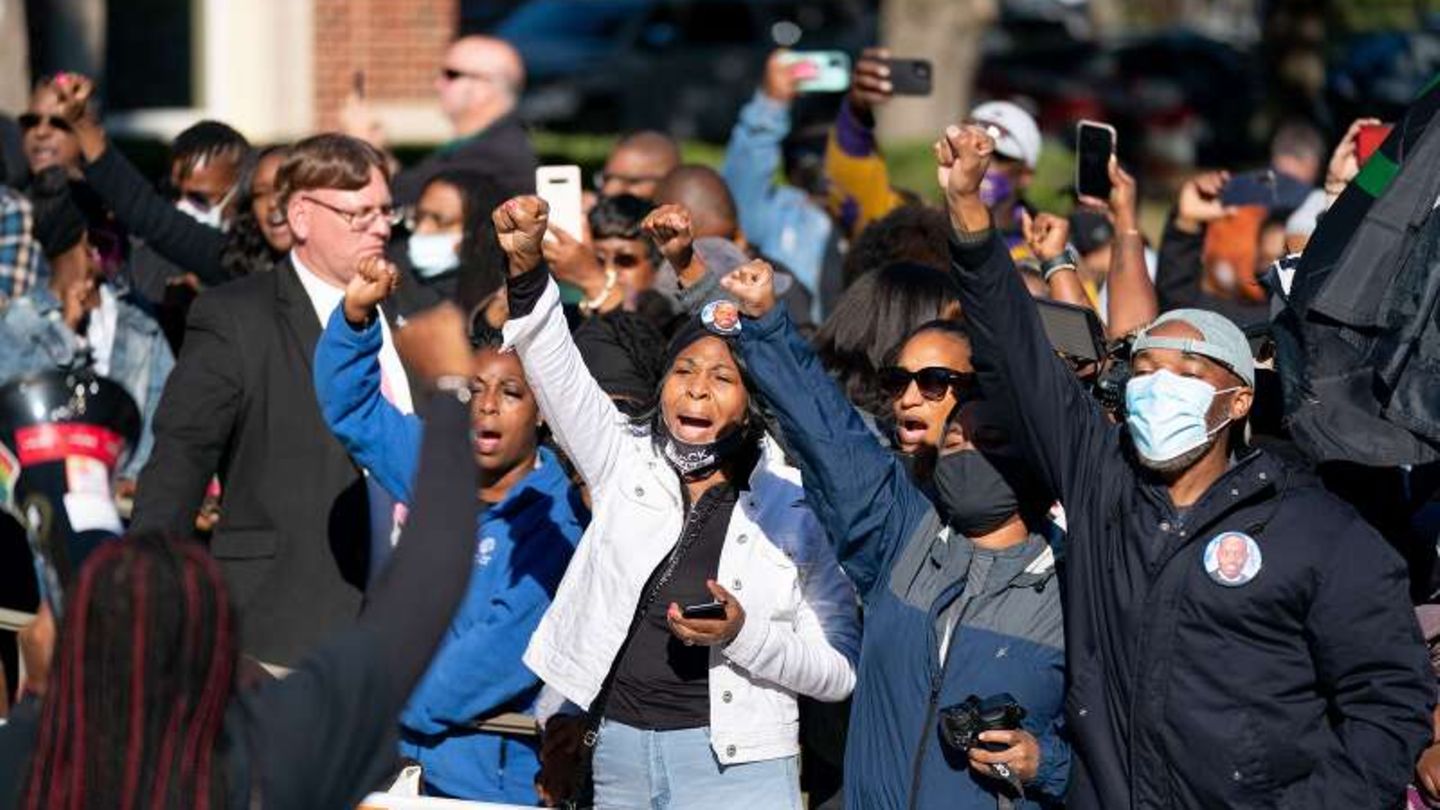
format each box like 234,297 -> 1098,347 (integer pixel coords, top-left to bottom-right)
0,27 -> 1439,810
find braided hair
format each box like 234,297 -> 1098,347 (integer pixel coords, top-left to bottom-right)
23,533 -> 238,810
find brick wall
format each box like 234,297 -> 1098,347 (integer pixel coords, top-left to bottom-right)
312,0 -> 457,132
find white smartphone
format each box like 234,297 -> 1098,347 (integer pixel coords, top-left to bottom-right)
536,165 -> 584,243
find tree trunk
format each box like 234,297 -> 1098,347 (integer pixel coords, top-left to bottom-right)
876,0 -> 998,145
0,0 -> 30,114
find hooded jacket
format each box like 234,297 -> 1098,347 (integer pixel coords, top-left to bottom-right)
951,227 -> 1433,809
738,305 -> 1068,809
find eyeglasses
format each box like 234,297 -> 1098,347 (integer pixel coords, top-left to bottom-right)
593,171 -> 666,191
441,66 -> 508,86
878,366 -> 979,401
19,113 -> 73,133
302,196 -> 402,232
596,250 -> 644,270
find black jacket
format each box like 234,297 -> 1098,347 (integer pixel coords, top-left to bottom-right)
1,396 -> 479,808
131,258 -> 437,665
951,230 -> 1434,809
392,113 -> 537,205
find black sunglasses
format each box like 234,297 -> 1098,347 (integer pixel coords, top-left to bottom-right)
19,113 -> 73,133
878,366 -> 979,401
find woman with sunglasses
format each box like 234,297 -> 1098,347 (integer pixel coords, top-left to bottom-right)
721,260 -> 1070,810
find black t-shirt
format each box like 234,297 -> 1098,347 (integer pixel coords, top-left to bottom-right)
606,483 -> 739,730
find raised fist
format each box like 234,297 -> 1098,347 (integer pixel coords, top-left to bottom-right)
641,204 -> 695,270
1022,212 -> 1071,264
720,259 -> 777,319
492,196 -> 550,277
49,73 -> 96,126
935,124 -> 996,202
343,255 -> 399,325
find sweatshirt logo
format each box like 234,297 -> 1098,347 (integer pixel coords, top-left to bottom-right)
476,536 -> 497,568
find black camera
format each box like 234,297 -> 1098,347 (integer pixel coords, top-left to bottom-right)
938,693 -> 1027,754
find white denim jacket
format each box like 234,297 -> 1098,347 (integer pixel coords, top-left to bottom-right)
507,279 -> 860,766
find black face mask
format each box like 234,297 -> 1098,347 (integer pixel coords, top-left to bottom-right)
655,415 -> 751,480
930,450 -> 1022,537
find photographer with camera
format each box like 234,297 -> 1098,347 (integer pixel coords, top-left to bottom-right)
722,260 -> 1068,809
938,123 -> 1433,808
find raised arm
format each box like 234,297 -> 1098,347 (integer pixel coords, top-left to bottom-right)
312,256 -> 423,503
1155,171 -> 1234,311
55,76 -> 228,284
725,260 -> 931,596
722,51 -> 796,251
824,48 -> 904,238
938,125 -> 1116,506
497,196 -> 628,490
1088,157 -> 1157,338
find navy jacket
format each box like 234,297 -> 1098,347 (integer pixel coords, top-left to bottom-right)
739,307 -> 1069,809
950,229 -> 1434,809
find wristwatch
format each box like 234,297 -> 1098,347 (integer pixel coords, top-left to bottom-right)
434,375 -> 472,405
1040,245 -> 1081,282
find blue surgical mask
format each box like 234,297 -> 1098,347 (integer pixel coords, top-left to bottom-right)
407,232 -> 461,278
1125,370 -> 1239,465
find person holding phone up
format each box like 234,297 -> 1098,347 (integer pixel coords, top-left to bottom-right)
719,256 -> 1068,809
493,197 -> 859,809
940,122 -> 1432,809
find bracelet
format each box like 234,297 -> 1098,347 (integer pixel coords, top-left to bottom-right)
579,268 -> 619,316
434,375 -> 472,405
1040,246 -> 1081,282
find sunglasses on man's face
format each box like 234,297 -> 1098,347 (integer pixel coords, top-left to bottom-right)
19,113 -> 73,133
878,366 -> 979,401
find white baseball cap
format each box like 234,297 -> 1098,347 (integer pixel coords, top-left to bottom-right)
970,100 -> 1042,170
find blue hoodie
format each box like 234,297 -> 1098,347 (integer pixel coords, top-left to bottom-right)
738,306 -> 1069,809
313,309 -> 587,802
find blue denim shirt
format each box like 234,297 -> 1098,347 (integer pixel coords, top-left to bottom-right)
722,92 -> 832,320
0,284 -> 174,477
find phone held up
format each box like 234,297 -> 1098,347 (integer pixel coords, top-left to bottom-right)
1075,120 -> 1116,201
780,50 -> 851,94
883,58 -> 933,96
536,165 -> 584,243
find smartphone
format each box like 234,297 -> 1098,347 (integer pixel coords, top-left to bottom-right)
883,58 -> 933,96
779,50 -> 851,94
352,69 -> 366,99
536,165 -> 584,243
1075,120 -> 1116,201
1036,299 -> 1107,364
1356,123 -> 1393,167
681,600 -> 727,620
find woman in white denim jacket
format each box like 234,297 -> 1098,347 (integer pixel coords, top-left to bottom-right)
495,197 -> 859,810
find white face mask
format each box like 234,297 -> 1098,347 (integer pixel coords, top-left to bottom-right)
407,232 -> 461,278
176,185 -> 236,231
1125,369 -> 1241,465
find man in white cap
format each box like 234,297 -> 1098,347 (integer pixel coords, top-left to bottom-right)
938,122 -> 1432,809
967,100 -> 1042,236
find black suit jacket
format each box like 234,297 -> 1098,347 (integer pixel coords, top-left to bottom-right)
132,259 -> 437,664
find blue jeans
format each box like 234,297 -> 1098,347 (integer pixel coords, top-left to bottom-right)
592,719 -> 802,810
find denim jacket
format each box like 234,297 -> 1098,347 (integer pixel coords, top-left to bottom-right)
0,284 -> 174,477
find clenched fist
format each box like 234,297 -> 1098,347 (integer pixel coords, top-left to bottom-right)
493,196 -> 550,277
1022,212 -> 1071,264
935,124 -> 996,202
642,204 -> 696,271
720,259 -> 777,319
343,255 -> 399,325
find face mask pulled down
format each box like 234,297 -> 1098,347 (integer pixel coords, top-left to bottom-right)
1125,369 -> 1240,466
655,416 -> 750,481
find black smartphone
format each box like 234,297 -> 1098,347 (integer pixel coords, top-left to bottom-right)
681,600 -> 727,620
1036,299 -> 1107,364
883,58 -> 933,96
1075,120 -> 1116,201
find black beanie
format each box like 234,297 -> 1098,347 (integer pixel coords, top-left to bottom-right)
574,311 -> 668,405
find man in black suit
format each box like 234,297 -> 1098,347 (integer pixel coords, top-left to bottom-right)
391,36 -> 537,204
133,134 -> 435,666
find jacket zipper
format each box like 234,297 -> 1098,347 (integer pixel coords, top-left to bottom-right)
907,578 -> 967,810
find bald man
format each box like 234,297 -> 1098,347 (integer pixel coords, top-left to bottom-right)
394,35 -> 537,204
599,131 -> 680,200
655,164 -> 814,330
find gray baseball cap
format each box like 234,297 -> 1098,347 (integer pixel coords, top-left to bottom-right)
1131,309 -> 1255,387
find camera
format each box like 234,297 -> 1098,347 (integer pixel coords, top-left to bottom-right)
938,693 -> 1027,754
